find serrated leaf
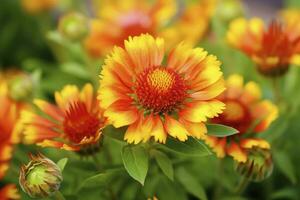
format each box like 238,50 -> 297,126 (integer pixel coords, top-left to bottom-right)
206,124 -> 239,137
164,137 -> 211,157
77,168 -> 122,192
176,167 -> 207,200
122,145 -> 149,185
274,151 -> 297,184
56,158 -> 68,171
153,150 -> 174,181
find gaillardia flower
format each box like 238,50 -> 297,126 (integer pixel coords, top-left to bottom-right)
98,34 -> 225,144
19,153 -> 62,198
0,70 -> 29,180
0,185 -> 20,200
84,0 -> 215,58
84,0 -> 176,58
203,74 -> 278,162
227,18 -> 300,76
21,84 -> 106,151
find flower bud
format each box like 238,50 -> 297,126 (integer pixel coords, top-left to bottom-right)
8,74 -> 33,102
58,12 -> 89,41
216,0 -> 244,22
235,147 -> 273,182
19,153 -> 63,198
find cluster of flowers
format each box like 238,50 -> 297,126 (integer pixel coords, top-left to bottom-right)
1,0 -> 300,199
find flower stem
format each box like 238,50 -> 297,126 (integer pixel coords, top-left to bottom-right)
235,176 -> 249,195
272,78 -> 281,104
53,191 -> 66,200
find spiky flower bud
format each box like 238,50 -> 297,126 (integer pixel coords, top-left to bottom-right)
58,12 -> 89,41
19,153 -> 63,198
235,147 -> 273,182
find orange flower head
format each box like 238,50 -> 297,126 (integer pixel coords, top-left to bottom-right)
0,184 -> 20,200
203,74 -> 278,163
227,18 -> 300,76
84,0 -> 215,58
98,34 -> 226,144
0,70 -> 29,180
21,84 -> 106,151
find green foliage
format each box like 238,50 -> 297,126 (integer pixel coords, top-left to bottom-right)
122,145 -> 149,185
206,124 -> 239,137
152,150 -> 174,181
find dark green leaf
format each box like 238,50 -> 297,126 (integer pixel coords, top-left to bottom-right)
122,145 -> 149,185
274,151 -> 297,184
271,188 -> 298,199
152,150 -> 174,181
56,158 -> 68,171
176,167 -> 207,200
206,124 -> 239,137
77,168 -> 123,192
164,137 -> 211,157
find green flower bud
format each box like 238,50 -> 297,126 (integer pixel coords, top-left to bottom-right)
216,0 -> 244,22
8,74 -> 33,102
235,147 -> 273,182
58,12 -> 89,41
19,153 -> 63,198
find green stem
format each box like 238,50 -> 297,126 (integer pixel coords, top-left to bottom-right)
272,78 -> 281,104
235,176 -> 249,195
92,154 -> 102,171
53,191 -> 66,200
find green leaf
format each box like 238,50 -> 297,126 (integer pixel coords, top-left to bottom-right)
274,151 -> 297,184
152,150 -> 174,181
271,188 -> 298,199
176,167 -> 207,200
206,124 -> 239,137
164,137 -> 211,157
60,62 -> 91,79
103,125 -> 126,143
77,168 -> 122,192
56,158 -> 68,171
122,145 -> 149,185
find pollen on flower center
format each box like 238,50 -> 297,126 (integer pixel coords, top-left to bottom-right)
135,67 -> 187,113
63,101 -> 100,144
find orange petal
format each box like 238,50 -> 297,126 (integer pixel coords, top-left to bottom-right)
0,184 -> 20,199
124,34 -> 164,73
80,83 -> 94,112
164,115 -> 188,141
34,99 -> 64,121
180,119 -> 207,139
190,78 -> 225,101
104,99 -> 139,128
203,135 -> 226,158
150,115 -> 167,143
180,100 -> 225,123
227,142 -> 247,163
37,140 -> 80,151
54,85 -> 80,110
240,138 -> 270,150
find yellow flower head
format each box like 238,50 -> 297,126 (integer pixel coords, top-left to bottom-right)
98,34 -> 226,144
84,0 -> 215,58
203,74 -> 278,163
227,17 -> 300,76
21,84 -> 106,151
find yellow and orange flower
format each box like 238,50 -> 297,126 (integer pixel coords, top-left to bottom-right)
98,34 -> 225,144
227,17 -> 300,76
84,0 -> 215,58
21,84 -> 106,151
203,74 -> 278,162
0,70 -> 29,180
0,184 -> 20,200
21,0 -> 58,14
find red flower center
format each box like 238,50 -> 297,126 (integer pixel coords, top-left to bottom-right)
212,100 -> 252,134
135,67 -> 187,114
63,101 -> 100,144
